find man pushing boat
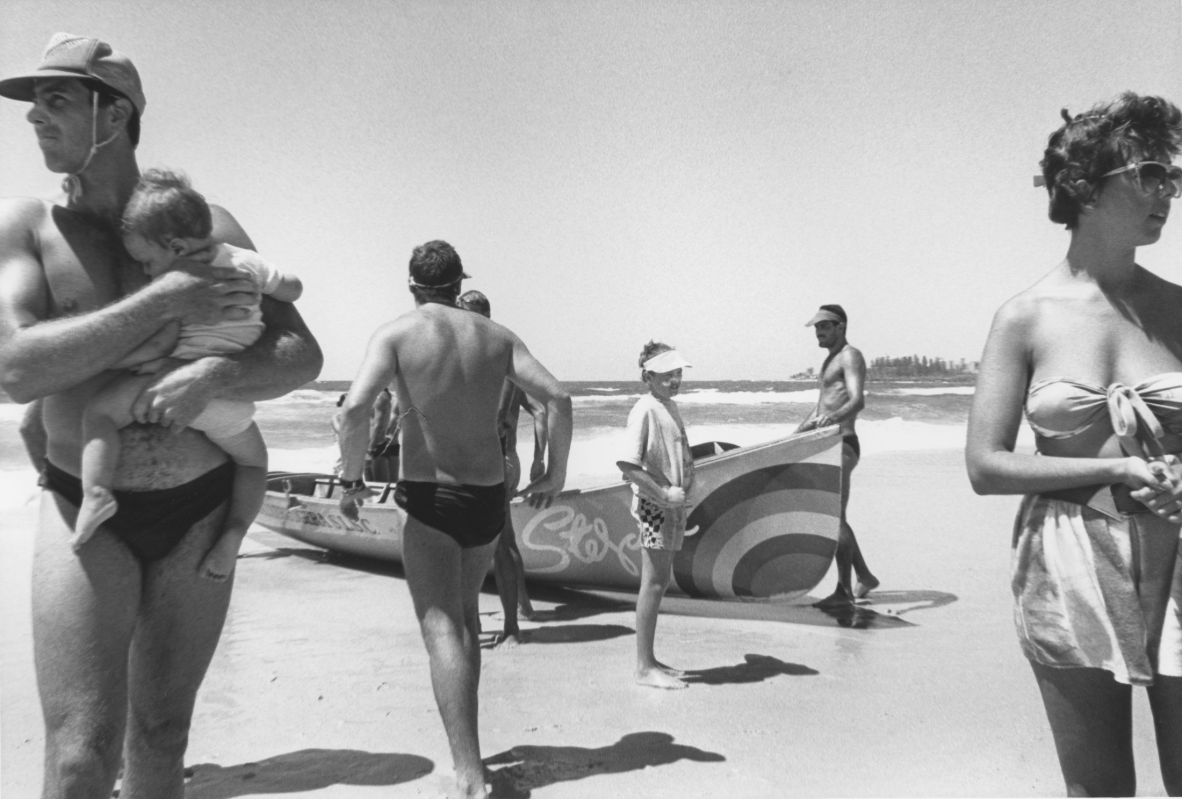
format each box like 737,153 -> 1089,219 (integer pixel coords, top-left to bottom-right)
796,304 -> 880,608
337,240 -> 572,799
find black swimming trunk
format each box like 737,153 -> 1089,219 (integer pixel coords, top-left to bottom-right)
394,480 -> 506,549
43,460 -> 236,564
842,434 -> 861,459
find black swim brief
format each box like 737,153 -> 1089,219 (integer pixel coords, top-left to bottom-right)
842,434 -> 861,459
43,460 -> 236,564
394,480 -> 506,549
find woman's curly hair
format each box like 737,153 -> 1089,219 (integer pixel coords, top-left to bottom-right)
1040,92 -> 1182,229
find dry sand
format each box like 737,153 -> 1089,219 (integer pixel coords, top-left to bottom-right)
2,448 -> 1173,797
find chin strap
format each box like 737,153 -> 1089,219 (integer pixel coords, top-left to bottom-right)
61,92 -> 120,204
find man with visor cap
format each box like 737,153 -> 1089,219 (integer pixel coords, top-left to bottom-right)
0,32 -> 321,798
797,304 -> 880,608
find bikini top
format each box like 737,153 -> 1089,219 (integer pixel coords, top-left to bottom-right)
1025,373 -> 1182,456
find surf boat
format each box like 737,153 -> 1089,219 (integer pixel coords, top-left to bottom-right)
257,427 -> 843,600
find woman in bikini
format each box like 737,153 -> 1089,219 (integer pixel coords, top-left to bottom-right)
967,92 -> 1182,795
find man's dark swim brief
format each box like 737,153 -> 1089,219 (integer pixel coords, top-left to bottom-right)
842,434 -> 861,459
43,460 -> 236,564
393,480 -> 506,549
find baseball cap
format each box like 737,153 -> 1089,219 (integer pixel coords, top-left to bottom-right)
0,33 -> 146,116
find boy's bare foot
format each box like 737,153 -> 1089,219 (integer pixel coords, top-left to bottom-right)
813,584 -> 855,609
494,630 -> 524,648
854,574 -> 880,599
74,486 -> 118,549
518,599 -> 537,620
199,535 -> 243,582
636,666 -> 688,689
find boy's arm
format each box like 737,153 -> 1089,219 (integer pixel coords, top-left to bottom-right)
616,462 -> 685,507
130,207 -> 323,428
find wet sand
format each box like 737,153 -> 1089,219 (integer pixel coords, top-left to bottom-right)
2,448 -> 1172,797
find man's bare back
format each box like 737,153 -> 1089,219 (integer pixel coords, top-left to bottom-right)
388,303 -> 520,485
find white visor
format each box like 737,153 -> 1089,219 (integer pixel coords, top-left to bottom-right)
643,350 -> 692,373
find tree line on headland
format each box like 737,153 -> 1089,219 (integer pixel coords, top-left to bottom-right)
791,355 -> 979,382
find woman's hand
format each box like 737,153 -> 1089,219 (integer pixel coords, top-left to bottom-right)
1129,456 -> 1182,523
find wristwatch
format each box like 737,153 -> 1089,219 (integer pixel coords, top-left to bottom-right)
340,478 -> 366,491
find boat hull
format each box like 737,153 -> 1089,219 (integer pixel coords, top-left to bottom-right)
257,428 -> 843,600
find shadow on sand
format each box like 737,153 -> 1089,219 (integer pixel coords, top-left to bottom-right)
184,749 -> 433,798
482,623 -> 635,649
484,731 -> 725,798
684,653 -> 819,685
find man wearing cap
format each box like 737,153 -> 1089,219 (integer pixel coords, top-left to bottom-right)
337,240 -> 571,799
798,304 -> 880,608
0,33 -> 321,798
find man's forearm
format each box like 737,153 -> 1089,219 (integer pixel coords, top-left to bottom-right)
205,298 -> 322,403
827,397 -> 864,424
543,397 -> 573,480
338,405 -> 371,481
0,285 -> 177,402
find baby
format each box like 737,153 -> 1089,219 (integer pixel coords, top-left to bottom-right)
73,168 -> 303,580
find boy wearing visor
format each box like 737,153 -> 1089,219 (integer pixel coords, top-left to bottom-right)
617,341 -> 696,689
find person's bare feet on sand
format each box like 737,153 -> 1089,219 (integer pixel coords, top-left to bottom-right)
655,660 -> 686,677
494,630 -> 524,648
813,584 -> 855,609
854,574 -> 880,599
636,666 -> 688,689
199,531 -> 245,582
518,599 -> 537,621
438,770 -> 491,799
73,486 -> 117,549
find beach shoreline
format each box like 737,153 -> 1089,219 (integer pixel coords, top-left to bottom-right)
3,445 -> 1172,797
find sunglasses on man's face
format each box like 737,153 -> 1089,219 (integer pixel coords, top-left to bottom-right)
1101,161 -> 1182,199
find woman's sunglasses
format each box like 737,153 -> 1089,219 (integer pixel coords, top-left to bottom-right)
1101,161 -> 1182,198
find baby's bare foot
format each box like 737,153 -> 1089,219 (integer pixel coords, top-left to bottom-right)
74,487 -> 118,550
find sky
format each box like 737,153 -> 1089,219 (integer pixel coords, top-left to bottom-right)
2,0 -> 1181,381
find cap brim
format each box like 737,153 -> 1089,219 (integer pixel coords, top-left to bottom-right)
643,351 -> 692,373
804,311 -> 843,326
0,68 -> 93,101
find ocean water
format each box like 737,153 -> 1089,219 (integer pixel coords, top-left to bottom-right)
0,380 -> 1022,510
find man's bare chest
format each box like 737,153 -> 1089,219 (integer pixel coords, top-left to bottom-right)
38,208 -> 146,316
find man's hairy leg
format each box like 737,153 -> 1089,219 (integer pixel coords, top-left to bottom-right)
121,504 -> 233,799
32,491 -> 142,799
403,518 -> 495,799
